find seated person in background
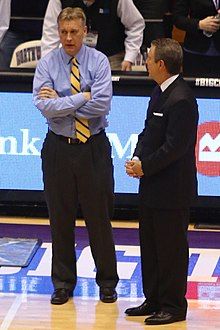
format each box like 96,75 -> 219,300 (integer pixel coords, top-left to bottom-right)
41,0 -> 145,71
0,0 -> 49,70
173,0 -> 220,77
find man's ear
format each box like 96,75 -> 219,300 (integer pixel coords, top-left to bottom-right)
158,59 -> 167,73
84,25 -> 88,36
159,59 -> 165,68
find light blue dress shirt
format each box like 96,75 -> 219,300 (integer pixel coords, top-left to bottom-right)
33,44 -> 112,138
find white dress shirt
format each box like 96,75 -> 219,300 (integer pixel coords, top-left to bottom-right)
0,0 -> 11,43
41,0 -> 145,63
160,74 -> 179,92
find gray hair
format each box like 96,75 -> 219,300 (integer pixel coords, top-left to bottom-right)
57,7 -> 86,26
151,38 -> 183,75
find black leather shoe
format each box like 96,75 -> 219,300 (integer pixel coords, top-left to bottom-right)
145,311 -> 186,325
99,287 -> 117,303
51,288 -> 70,305
125,300 -> 158,316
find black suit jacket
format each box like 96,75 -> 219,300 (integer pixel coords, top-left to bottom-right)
134,76 -> 199,208
173,0 -> 220,52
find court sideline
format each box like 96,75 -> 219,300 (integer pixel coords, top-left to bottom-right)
0,217 -> 219,330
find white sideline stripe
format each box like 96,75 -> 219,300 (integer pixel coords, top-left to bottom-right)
0,295 -> 22,330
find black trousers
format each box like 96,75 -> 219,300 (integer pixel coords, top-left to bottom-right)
139,206 -> 189,316
41,130 -> 119,290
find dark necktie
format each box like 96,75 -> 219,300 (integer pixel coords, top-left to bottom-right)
71,58 -> 90,143
149,85 -> 162,109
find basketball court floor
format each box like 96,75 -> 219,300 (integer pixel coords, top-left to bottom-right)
0,217 -> 219,330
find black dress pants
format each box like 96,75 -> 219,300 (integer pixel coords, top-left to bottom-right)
139,206 -> 189,316
41,130 -> 119,290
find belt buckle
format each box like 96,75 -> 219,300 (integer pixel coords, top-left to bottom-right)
67,137 -> 81,144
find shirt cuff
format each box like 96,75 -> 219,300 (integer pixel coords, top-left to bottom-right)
71,92 -> 88,108
124,51 -> 137,64
132,156 -> 140,161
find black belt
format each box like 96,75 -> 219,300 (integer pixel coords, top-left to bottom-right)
63,136 -> 82,144
49,129 -> 104,144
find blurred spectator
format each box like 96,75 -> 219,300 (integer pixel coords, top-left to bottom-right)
173,0 -> 220,77
0,0 -> 49,70
41,0 -> 145,71
133,0 -> 174,53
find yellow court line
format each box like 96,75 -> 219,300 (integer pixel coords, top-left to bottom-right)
0,216 -> 219,231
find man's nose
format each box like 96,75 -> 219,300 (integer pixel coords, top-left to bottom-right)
66,32 -> 72,40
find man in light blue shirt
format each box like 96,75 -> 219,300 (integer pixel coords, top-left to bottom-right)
33,7 -> 118,305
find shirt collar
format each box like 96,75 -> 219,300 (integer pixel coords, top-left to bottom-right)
60,44 -> 86,65
160,74 -> 179,92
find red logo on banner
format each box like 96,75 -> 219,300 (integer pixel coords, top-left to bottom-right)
195,121 -> 220,176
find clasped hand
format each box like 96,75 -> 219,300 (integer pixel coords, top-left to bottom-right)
125,160 -> 144,178
38,87 -> 59,99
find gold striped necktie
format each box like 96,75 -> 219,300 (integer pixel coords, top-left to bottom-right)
71,57 -> 90,143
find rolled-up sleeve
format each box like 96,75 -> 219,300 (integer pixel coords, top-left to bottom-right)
117,0 -> 145,63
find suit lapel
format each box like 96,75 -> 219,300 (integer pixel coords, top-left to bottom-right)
152,76 -> 184,113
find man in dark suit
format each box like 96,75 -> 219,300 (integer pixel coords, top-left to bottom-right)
125,38 -> 199,325
173,0 -> 220,76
